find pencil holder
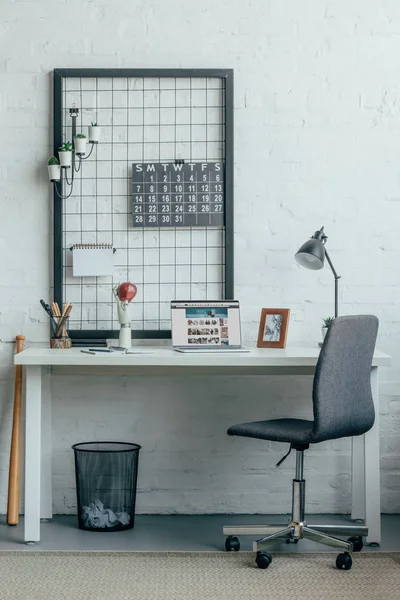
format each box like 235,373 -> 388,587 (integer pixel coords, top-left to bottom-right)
50,317 -> 72,349
50,337 -> 72,349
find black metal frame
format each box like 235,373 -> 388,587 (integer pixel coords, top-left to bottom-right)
53,68 -> 234,340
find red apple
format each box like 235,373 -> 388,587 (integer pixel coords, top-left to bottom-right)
118,282 -> 137,302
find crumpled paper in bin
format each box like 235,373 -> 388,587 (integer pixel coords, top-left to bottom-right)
81,499 -> 131,528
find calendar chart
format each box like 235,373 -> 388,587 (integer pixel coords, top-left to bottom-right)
132,162 -> 224,228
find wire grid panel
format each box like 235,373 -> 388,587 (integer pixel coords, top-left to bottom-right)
61,74 -> 228,333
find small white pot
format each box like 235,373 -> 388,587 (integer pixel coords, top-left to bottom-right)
58,150 -> 72,168
74,137 -> 87,154
48,164 -> 60,182
89,125 -> 100,143
322,326 -> 328,342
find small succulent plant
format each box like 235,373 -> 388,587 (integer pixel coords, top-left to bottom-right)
75,133 -> 87,139
322,316 -> 334,328
48,156 -> 59,165
59,141 -> 73,152
91,120 -> 98,126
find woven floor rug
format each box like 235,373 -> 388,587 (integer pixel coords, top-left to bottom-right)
0,551 -> 398,600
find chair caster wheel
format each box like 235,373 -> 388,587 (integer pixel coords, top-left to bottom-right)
336,553 -> 352,570
348,536 -> 363,552
225,536 -> 240,552
286,538 -> 299,544
256,551 -> 272,569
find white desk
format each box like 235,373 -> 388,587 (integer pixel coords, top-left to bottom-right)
15,346 -> 391,545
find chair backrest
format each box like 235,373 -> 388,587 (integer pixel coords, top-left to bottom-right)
311,315 -> 378,443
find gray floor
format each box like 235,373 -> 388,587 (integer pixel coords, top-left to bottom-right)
0,514 -> 399,552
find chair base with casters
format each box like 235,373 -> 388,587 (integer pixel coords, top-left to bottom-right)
223,446 -> 366,570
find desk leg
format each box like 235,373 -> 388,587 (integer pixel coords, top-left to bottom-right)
24,366 -> 42,543
40,367 -> 52,521
365,366 -> 381,545
351,436 -> 365,521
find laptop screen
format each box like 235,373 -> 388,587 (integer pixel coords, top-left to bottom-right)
171,301 -> 242,348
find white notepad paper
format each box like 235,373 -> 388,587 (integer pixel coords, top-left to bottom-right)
72,244 -> 114,277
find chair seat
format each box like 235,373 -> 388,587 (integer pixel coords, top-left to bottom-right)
227,418 -> 314,445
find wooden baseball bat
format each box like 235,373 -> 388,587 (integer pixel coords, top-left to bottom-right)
7,335 -> 25,526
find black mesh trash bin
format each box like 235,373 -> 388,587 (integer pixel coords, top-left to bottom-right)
72,442 -> 141,532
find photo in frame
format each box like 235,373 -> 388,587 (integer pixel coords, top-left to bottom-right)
257,309 -> 290,348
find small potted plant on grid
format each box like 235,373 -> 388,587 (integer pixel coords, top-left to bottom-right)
47,156 -> 60,182
58,141 -> 73,168
321,316 -> 334,342
89,120 -> 100,144
74,133 -> 87,155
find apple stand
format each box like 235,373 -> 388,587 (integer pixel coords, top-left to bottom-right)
118,324 -> 132,349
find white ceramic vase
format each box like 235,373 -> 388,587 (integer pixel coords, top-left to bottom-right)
58,150 -> 72,168
89,125 -> 100,143
321,326 -> 328,342
74,136 -> 87,154
48,164 -> 60,182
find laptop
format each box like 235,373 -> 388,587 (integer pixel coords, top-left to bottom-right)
171,300 -> 250,353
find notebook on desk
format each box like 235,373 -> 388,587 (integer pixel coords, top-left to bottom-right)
171,300 -> 250,353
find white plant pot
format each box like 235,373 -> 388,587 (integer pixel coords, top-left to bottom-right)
89,125 -> 100,143
74,137 -> 87,155
321,326 -> 328,342
48,164 -> 60,182
58,150 -> 72,168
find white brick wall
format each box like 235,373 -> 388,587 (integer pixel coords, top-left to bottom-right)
0,0 -> 399,514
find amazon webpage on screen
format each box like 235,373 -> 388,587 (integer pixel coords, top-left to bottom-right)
171,301 -> 241,347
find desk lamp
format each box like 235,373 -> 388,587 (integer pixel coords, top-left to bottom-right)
295,226 -> 341,318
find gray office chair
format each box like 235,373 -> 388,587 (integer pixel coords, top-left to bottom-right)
224,315 -> 378,571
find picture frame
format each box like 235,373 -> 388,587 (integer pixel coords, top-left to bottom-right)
257,309 -> 290,349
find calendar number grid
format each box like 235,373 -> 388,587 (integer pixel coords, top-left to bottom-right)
132,162 -> 224,228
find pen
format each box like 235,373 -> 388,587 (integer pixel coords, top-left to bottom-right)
54,314 -> 68,338
88,348 -> 112,353
53,304 -> 73,338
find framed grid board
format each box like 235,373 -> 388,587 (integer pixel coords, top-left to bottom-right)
53,68 -> 234,340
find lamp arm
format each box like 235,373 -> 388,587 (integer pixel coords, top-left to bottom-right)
324,249 -> 340,280
324,249 -> 340,318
